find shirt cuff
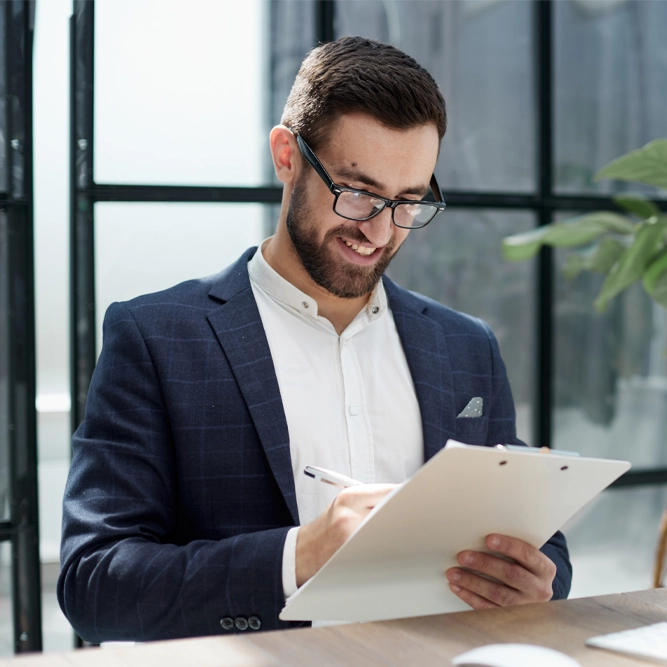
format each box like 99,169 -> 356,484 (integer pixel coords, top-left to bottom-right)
282,526 -> 300,599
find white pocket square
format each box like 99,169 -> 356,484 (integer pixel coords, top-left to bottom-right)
456,397 -> 483,418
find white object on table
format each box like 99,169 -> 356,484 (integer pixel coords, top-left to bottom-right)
453,643 -> 581,667
586,621 -> 667,665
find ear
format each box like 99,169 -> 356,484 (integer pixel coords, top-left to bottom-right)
270,125 -> 300,186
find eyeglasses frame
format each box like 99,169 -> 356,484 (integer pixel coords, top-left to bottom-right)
295,133 -> 447,229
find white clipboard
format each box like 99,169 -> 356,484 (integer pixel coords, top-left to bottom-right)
280,440 -> 630,623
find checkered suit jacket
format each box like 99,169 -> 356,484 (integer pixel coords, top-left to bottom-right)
58,247 -> 571,643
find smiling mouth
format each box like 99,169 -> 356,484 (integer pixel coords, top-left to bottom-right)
340,237 -> 378,256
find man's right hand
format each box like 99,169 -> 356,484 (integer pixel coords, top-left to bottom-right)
295,484 -> 397,587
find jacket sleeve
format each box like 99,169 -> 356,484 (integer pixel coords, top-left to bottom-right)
57,302 -> 301,642
481,320 -> 573,600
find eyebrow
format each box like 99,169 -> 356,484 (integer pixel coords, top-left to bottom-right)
333,165 -> 430,198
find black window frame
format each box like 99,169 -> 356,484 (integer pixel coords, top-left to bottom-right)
0,0 -> 43,654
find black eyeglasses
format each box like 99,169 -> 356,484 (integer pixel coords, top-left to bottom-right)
295,134 -> 446,229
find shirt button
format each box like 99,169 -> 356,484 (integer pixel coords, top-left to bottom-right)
349,406 -> 360,416
235,617 -> 249,631
248,616 -> 262,631
371,306 -> 379,314
220,617 -> 234,631
302,301 -> 309,309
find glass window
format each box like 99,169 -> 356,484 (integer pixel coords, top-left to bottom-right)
0,541 -> 11,656
336,0 -> 535,193
564,485 -> 667,597
555,0 -> 667,195
553,238 -> 667,469
94,0 -> 267,187
387,209 -> 536,444
266,0 -> 316,184
94,202 -> 266,352
0,210 -> 9,523
0,3 -> 6,193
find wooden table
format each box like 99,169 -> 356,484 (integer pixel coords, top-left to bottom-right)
3,589 -> 666,666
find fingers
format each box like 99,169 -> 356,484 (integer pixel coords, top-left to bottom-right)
485,534 -> 557,582
446,535 -> 557,608
296,483 -> 397,586
335,483 -> 397,511
447,567 -> 525,607
448,581 -> 500,610
454,550 -> 539,596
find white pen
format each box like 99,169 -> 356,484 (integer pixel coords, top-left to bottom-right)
304,465 -> 361,488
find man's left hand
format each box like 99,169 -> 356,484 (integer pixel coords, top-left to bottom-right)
445,534 -> 557,610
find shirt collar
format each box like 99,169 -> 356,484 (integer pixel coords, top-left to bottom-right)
248,238 -> 388,325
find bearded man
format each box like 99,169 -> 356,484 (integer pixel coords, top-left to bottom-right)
58,36 -> 571,643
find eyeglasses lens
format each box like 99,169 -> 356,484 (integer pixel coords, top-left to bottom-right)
336,191 -> 383,219
394,203 -> 437,228
335,190 -> 440,228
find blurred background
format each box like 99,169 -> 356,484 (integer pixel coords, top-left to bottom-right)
1,0 -> 667,655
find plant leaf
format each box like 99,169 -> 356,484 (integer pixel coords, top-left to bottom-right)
642,248 -> 667,308
501,226 -> 553,262
594,219 -> 667,312
594,139 -> 667,190
562,237 -> 627,281
613,194 -> 660,220
502,212 -> 634,262
562,252 -> 589,281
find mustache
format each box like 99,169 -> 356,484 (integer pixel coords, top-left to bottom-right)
324,224 -> 393,248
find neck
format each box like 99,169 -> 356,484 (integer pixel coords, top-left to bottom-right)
262,228 -> 372,335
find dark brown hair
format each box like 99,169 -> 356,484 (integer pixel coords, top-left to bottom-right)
281,36 -> 447,151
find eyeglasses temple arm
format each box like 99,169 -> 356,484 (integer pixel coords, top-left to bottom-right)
295,134 -> 338,195
430,173 -> 445,204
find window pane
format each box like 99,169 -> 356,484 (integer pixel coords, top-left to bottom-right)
268,1 -> 315,128
0,210 -> 9,522
555,0 -> 667,195
554,241 -> 667,469
564,485 -> 667,597
387,209 -> 536,443
0,4 -> 6,193
267,1 -> 316,185
95,0 -> 269,186
0,542 -> 11,656
95,203 -> 266,352
336,0 -> 535,193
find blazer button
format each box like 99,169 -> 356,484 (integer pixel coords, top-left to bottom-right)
235,617 -> 249,631
248,616 -> 261,631
220,617 -> 234,631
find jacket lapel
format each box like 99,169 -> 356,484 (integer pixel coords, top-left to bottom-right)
206,249 -> 299,524
384,278 -> 456,462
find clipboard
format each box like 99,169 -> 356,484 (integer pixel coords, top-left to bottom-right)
280,439 -> 630,623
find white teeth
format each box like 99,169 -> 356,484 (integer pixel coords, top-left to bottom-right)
343,239 -> 376,256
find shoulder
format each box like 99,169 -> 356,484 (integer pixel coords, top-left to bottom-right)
104,247 -> 256,326
383,277 -> 494,341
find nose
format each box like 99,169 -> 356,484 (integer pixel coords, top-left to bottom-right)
357,206 -> 394,248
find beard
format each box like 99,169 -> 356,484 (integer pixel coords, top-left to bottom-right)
286,179 -> 400,299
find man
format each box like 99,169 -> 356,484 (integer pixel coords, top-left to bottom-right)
58,36 -> 571,642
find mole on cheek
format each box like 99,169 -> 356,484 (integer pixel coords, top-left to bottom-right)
351,162 -> 357,167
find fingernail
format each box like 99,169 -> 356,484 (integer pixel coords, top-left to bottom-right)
450,570 -> 461,581
462,553 -> 475,566
489,536 -> 501,549
450,584 -> 461,593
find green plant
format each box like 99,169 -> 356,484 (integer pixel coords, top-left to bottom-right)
502,139 -> 667,312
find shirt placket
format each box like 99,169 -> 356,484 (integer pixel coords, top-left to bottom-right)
339,332 -> 374,484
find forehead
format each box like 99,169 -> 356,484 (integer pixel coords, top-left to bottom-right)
318,113 -> 440,191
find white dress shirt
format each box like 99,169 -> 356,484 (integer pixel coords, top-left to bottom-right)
247,241 -> 423,600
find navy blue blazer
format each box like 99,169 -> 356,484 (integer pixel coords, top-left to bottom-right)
58,247 -> 571,643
